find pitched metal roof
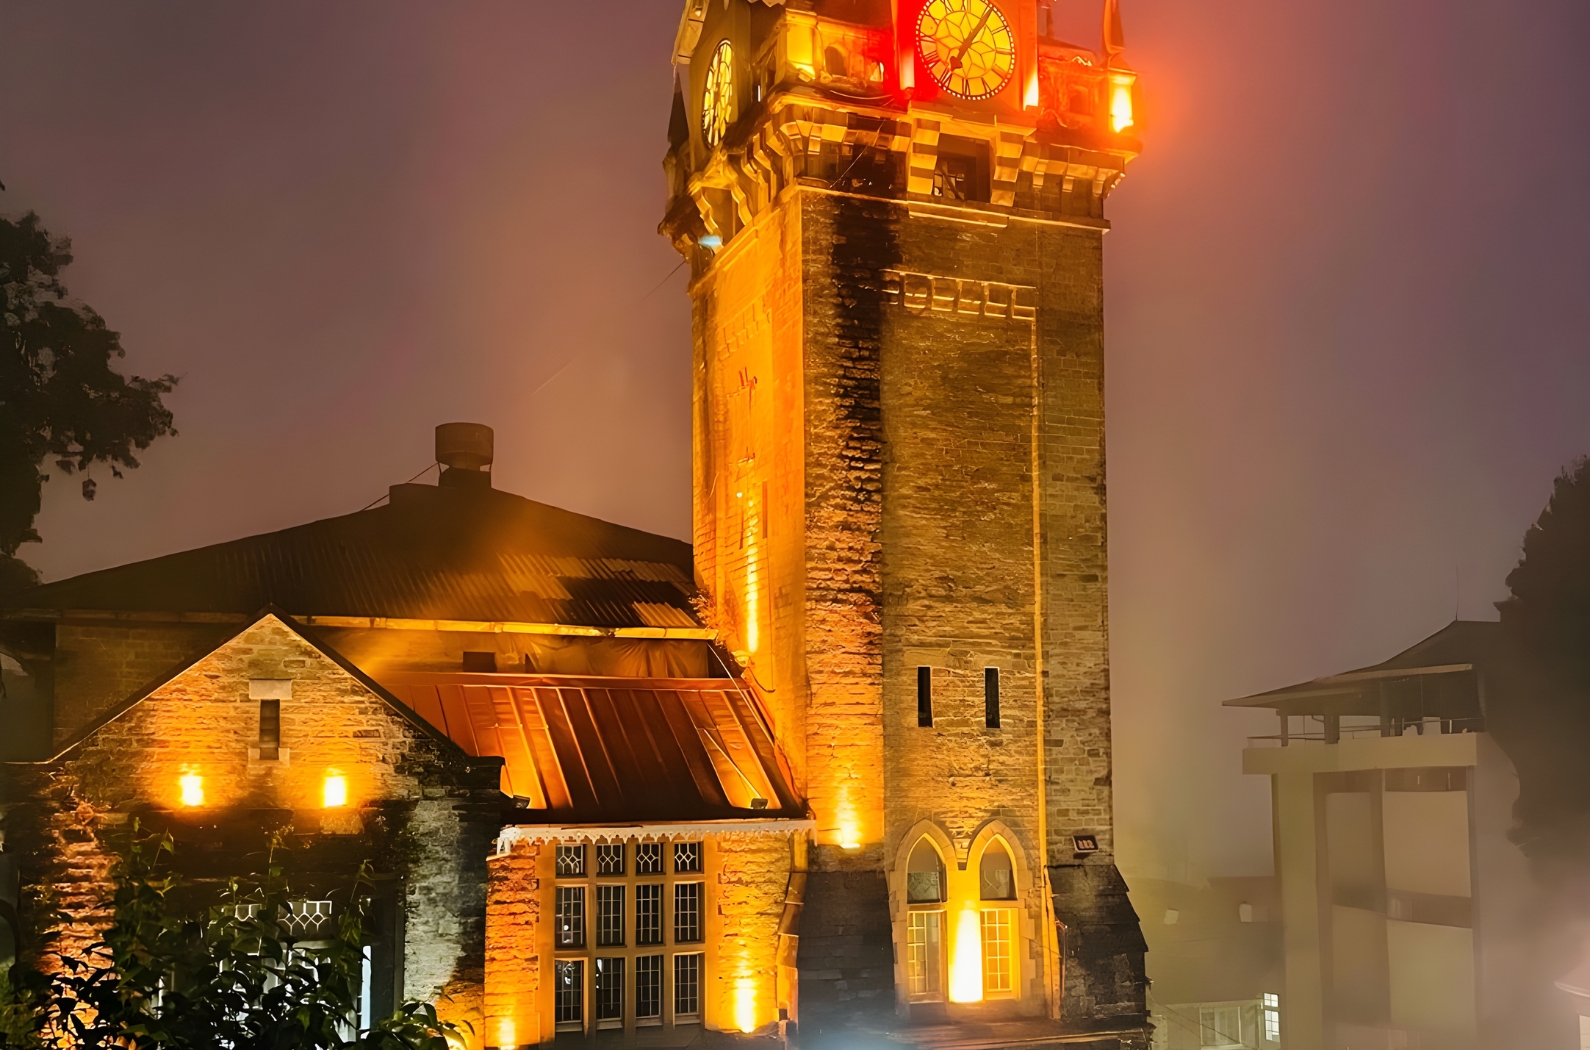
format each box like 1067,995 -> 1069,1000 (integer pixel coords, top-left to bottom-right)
5,483 -> 699,630
1223,620 -> 1499,712
385,672 -> 803,823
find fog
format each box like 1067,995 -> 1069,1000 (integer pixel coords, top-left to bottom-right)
5,1 -> 1590,1044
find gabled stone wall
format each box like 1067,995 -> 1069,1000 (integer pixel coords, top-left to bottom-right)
1,615 -> 502,1047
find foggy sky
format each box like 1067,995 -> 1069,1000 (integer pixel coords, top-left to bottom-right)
3,0 -> 1589,880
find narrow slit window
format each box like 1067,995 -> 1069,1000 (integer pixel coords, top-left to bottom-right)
984,667 -> 1000,728
258,699 -> 281,761
917,666 -> 933,727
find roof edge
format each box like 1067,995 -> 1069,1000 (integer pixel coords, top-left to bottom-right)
25,606 -> 493,768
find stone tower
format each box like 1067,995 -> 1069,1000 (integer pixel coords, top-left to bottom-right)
662,0 -> 1147,1043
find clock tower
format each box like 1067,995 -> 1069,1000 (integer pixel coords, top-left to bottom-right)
662,1 -> 1148,1044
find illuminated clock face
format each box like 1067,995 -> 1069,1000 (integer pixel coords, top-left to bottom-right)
701,41 -> 734,147
917,0 -> 1017,101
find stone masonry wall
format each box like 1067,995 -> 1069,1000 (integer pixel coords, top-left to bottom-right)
484,839 -> 541,1049
2,615 -> 502,1046
51,622 -> 231,750
709,831 -> 795,1035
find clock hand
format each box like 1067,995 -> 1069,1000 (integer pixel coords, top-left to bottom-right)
949,4 -> 996,70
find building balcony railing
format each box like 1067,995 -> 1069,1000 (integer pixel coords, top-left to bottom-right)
1247,716 -> 1486,749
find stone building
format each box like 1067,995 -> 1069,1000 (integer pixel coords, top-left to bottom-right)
0,1 -> 1150,1047
662,0 -> 1146,1045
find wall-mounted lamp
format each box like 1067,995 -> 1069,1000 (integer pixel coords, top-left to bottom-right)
179,773 -> 204,808
700,235 -> 723,252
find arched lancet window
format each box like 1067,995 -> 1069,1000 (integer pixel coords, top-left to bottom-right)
979,840 -> 1015,901
907,838 -> 946,904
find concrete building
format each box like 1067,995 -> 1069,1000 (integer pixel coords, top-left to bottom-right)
1131,875 -> 1282,1050
1227,621 -> 1577,1050
0,1 -> 1152,1047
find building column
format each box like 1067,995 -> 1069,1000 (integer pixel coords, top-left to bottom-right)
1274,771 -> 1325,1050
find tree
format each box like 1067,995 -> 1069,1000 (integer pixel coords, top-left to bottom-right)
0,829 -> 458,1049
0,211 -> 177,600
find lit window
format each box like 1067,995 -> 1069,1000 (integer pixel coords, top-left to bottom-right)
674,882 -> 703,943
1263,994 -> 1280,1043
674,952 -> 703,1019
635,955 -> 663,1020
594,957 -> 624,1024
322,774 -> 347,809
673,841 -> 702,874
179,773 -> 204,808
636,842 -> 663,875
556,844 -> 586,878
555,960 -> 583,1026
597,843 -> 624,875
906,911 -> 944,1001
636,884 -> 663,946
556,886 -> 586,949
980,909 -> 1013,995
596,885 -> 625,947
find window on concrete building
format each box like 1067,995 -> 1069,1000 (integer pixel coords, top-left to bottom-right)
1199,1005 -> 1243,1049
555,959 -> 583,1027
674,882 -> 703,943
594,957 -> 624,1026
673,841 -> 701,874
981,909 -> 1013,995
979,841 -> 1015,900
908,838 -> 946,903
636,843 -> 663,875
984,668 -> 1000,728
555,887 -> 585,949
635,954 -> 663,1022
917,666 -> 933,727
906,910 -> 944,1002
674,952 -> 703,1020
1263,993 -> 1280,1043
597,843 -> 624,875
556,844 -> 586,877
596,885 -> 624,947
636,884 -> 663,945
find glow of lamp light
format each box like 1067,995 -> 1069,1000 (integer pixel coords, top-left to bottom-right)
745,503 -> 760,654
496,1019 -> 515,1049
734,977 -> 757,1034
1110,81 -> 1134,133
949,907 -> 984,1003
323,774 -> 347,809
179,773 -> 204,808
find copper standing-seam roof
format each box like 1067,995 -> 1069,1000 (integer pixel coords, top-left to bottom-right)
385,673 -> 803,823
4,482 -> 699,630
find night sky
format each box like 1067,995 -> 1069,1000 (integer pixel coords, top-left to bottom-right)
4,0 -> 1589,879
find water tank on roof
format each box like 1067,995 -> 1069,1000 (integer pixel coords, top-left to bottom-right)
436,422 -> 494,489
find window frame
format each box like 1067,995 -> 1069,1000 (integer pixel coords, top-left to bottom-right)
550,836 -> 711,1032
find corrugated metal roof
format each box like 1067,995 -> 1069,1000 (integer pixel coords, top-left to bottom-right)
386,672 -> 802,823
6,483 -> 698,630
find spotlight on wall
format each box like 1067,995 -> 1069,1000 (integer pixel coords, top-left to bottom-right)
179,773 -> 204,808
323,773 -> 348,809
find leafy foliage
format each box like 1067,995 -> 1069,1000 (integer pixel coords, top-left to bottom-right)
0,829 -> 458,1050
1491,458 -> 1590,847
0,211 -> 177,596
